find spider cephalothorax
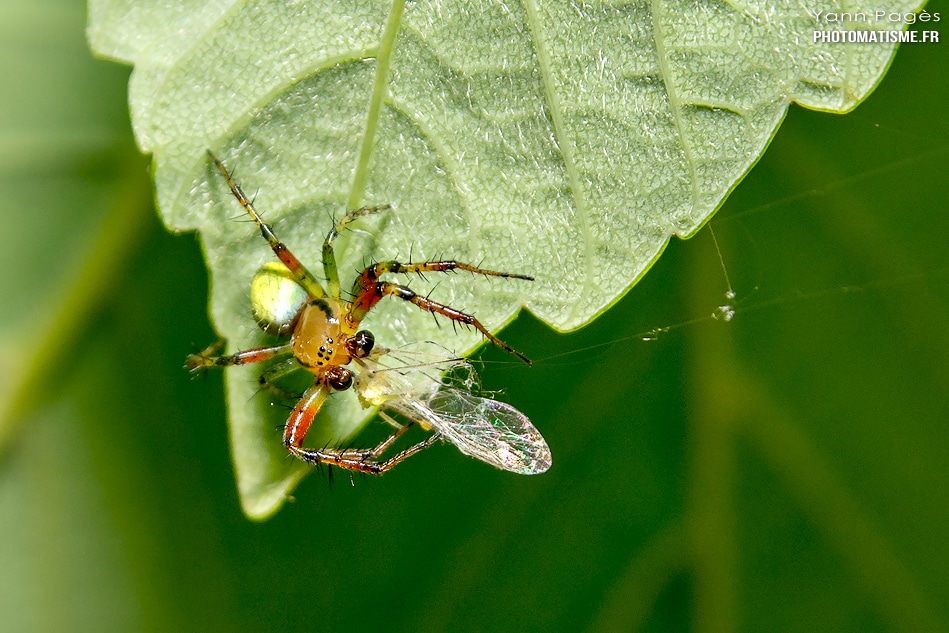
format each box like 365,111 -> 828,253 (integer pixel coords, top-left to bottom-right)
187,151 -> 549,475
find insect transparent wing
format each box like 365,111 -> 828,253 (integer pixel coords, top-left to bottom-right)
356,341 -> 551,474
415,388 -> 551,475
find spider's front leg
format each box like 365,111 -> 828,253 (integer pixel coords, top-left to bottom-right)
322,204 -> 390,299
185,341 -> 294,373
284,384 -> 440,474
347,260 -> 533,365
207,150 -> 326,299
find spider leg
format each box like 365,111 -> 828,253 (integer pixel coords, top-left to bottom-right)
257,358 -> 304,400
347,260 -> 532,364
304,430 -> 442,475
356,260 -> 533,286
322,204 -> 390,299
313,425 -> 442,474
185,342 -> 293,373
374,431 -> 443,473
207,150 -> 327,299
284,385 -> 440,474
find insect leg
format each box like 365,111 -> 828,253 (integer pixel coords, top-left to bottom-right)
185,342 -> 293,373
207,150 -> 327,299
322,204 -> 390,299
257,358 -> 304,400
348,275 -> 532,365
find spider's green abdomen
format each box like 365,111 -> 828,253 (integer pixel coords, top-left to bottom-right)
250,261 -> 308,336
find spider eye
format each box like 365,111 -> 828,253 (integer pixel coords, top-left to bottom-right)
326,366 -> 354,391
250,262 -> 308,336
348,330 -> 375,358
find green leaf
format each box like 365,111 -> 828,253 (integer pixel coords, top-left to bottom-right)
4,0 -> 947,627
88,0 -> 917,517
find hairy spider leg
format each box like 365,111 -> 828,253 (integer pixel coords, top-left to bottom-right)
322,204 -> 390,299
370,432 -> 444,473
284,383 -> 443,473
185,342 -> 294,373
207,150 -> 327,300
347,260 -> 534,365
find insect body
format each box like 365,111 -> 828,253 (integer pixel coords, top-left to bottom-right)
187,151 -> 549,475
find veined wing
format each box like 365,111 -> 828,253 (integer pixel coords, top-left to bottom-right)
354,342 -> 551,475
401,387 -> 551,475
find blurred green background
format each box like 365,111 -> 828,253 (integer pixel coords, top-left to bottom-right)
2,0 -> 948,631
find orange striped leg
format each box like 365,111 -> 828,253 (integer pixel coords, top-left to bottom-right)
350,283 -> 531,366
207,150 -> 326,299
284,387 -> 441,474
347,260 -> 532,364
351,261 -> 532,308
185,342 -> 293,373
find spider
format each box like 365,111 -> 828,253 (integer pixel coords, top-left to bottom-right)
186,151 -> 549,475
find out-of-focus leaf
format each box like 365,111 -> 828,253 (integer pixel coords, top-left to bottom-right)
0,0 -> 150,451
0,0 -> 153,629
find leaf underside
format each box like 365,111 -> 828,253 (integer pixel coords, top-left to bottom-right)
88,0 -> 914,517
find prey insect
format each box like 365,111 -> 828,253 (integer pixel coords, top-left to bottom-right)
355,342 -> 551,474
186,151 -> 550,475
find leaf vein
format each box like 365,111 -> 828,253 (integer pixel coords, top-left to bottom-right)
349,0 -> 407,209
650,0 -> 700,231
522,0 -> 595,323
